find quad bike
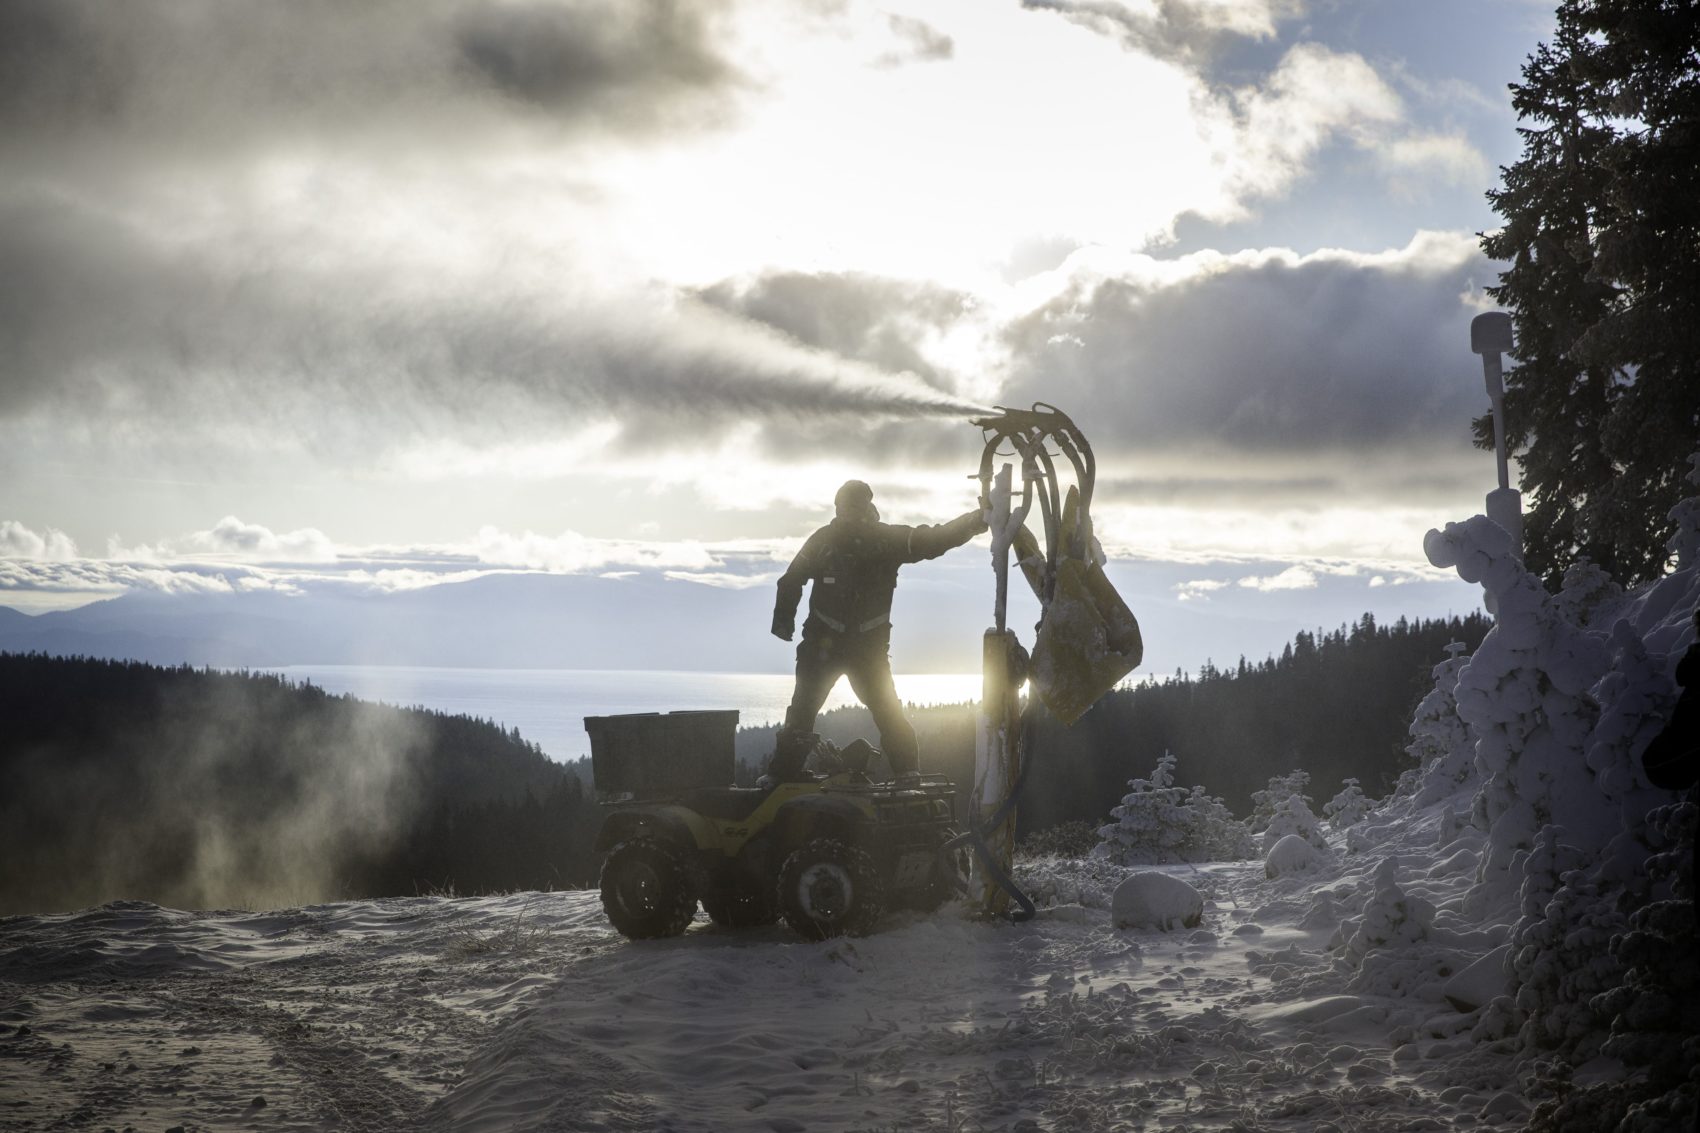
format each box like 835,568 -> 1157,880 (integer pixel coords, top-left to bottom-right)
587,713 -> 966,941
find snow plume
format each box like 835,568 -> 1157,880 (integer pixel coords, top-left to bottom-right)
0,202 -> 983,489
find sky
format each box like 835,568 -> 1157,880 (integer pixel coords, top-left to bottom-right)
0,0 -> 1558,675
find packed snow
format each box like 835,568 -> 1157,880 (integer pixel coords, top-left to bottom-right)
1,469 -> 1695,1131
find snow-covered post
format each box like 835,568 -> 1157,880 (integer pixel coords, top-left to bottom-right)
1470,311 -> 1522,559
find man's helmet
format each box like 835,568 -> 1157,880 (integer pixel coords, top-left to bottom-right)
834,479 -> 878,522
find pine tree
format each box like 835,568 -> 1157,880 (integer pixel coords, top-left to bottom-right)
1483,0 -> 1700,587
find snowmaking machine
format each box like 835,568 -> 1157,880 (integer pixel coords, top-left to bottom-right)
960,403 -> 1144,918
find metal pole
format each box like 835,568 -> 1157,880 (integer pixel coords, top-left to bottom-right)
1471,312 -> 1522,558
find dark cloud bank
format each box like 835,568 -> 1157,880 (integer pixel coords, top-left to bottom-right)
1,0 -> 1492,486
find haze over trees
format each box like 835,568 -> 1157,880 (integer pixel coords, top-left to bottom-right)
0,654 -> 599,915
1482,0 -> 1700,587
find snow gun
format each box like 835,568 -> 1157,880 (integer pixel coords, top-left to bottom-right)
957,403 -> 1144,919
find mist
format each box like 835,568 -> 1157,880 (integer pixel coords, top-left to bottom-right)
0,659 -> 434,914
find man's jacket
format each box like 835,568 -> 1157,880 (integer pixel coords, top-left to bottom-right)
772,510 -> 984,640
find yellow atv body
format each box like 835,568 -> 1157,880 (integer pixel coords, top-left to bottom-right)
593,768 -> 963,941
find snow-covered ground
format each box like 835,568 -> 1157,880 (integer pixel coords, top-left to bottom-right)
4,467 -> 1697,1131
0,819 -> 1544,1133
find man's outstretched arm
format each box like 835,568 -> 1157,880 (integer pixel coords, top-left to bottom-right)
901,508 -> 988,564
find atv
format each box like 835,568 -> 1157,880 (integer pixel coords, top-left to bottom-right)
586,710 -> 965,941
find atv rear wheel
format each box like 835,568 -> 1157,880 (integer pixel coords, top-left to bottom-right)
777,838 -> 884,941
701,890 -> 778,929
600,838 -> 697,939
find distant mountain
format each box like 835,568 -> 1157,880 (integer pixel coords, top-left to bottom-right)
0,566 -> 993,672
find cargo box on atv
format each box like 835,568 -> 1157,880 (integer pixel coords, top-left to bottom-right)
585,709 -> 739,800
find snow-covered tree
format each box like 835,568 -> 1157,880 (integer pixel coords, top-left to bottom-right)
1323,778 -> 1373,830
1094,750 -> 1252,865
1404,641 -> 1475,807
1248,769 -> 1311,832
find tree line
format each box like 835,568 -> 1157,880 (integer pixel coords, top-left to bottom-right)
738,611 -> 1493,838
2,614 -> 1483,912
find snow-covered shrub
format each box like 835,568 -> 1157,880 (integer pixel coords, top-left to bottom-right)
1094,750 -> 1252,865
1013,855 -> 1132,910
1553,560 -> 1623,628
1017,820 -> 1100,861
1337,859 -> 1434,962
1519,801 -> 1698,1133
1405,642 -> 1475,807
1263,833 -> 1320,878
1260,792 -> 1326,854
1323,779 -> 1373,829
1507,826 -> 1623,1060
1334,858 -> 1442,999
1592,798 -> 1698,1080
1249,770 -> 1312,832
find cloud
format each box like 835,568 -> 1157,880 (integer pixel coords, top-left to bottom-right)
453,1 -> 742,129
1176,578 -> 1229,601
1210,42 -> 1404,204
192,518 -> 338,563
876,13 -> 955,67
0,0 -> 744,168
662,570 -> 777,589
469,526 -> 722,573
1375,130 -> 1491,191
1237,564 -> 1319,591
998,230 -> 1494,457
1022,0 -> 1303,62
0,521 -> 78,561
697,271 -> 976,392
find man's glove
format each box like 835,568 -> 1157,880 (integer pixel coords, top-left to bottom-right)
772,618 -> 795,642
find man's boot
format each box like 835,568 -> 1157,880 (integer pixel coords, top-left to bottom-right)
761,727 -> 819,786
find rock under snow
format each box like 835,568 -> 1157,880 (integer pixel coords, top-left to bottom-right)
1110,871 -> 1203,931
1264,833 -> 1322,878
1442,942 -> 1512,1013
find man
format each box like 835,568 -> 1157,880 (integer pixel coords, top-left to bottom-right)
767,479 -> 986,782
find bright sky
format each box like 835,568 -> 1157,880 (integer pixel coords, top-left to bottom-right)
1,0 -> 1557,672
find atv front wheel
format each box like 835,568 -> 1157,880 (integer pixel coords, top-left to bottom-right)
777,838 -> 885,940
600,838 -> 697,939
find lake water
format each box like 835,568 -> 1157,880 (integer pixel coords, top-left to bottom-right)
259,666 -> 981,762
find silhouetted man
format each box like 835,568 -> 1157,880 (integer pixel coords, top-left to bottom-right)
767,480 -> 985,782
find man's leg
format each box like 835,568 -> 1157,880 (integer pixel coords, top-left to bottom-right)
846,641 -> 919,777
769,636 -> 844,781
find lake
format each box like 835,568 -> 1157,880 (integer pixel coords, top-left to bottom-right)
259,666 -> 981,762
